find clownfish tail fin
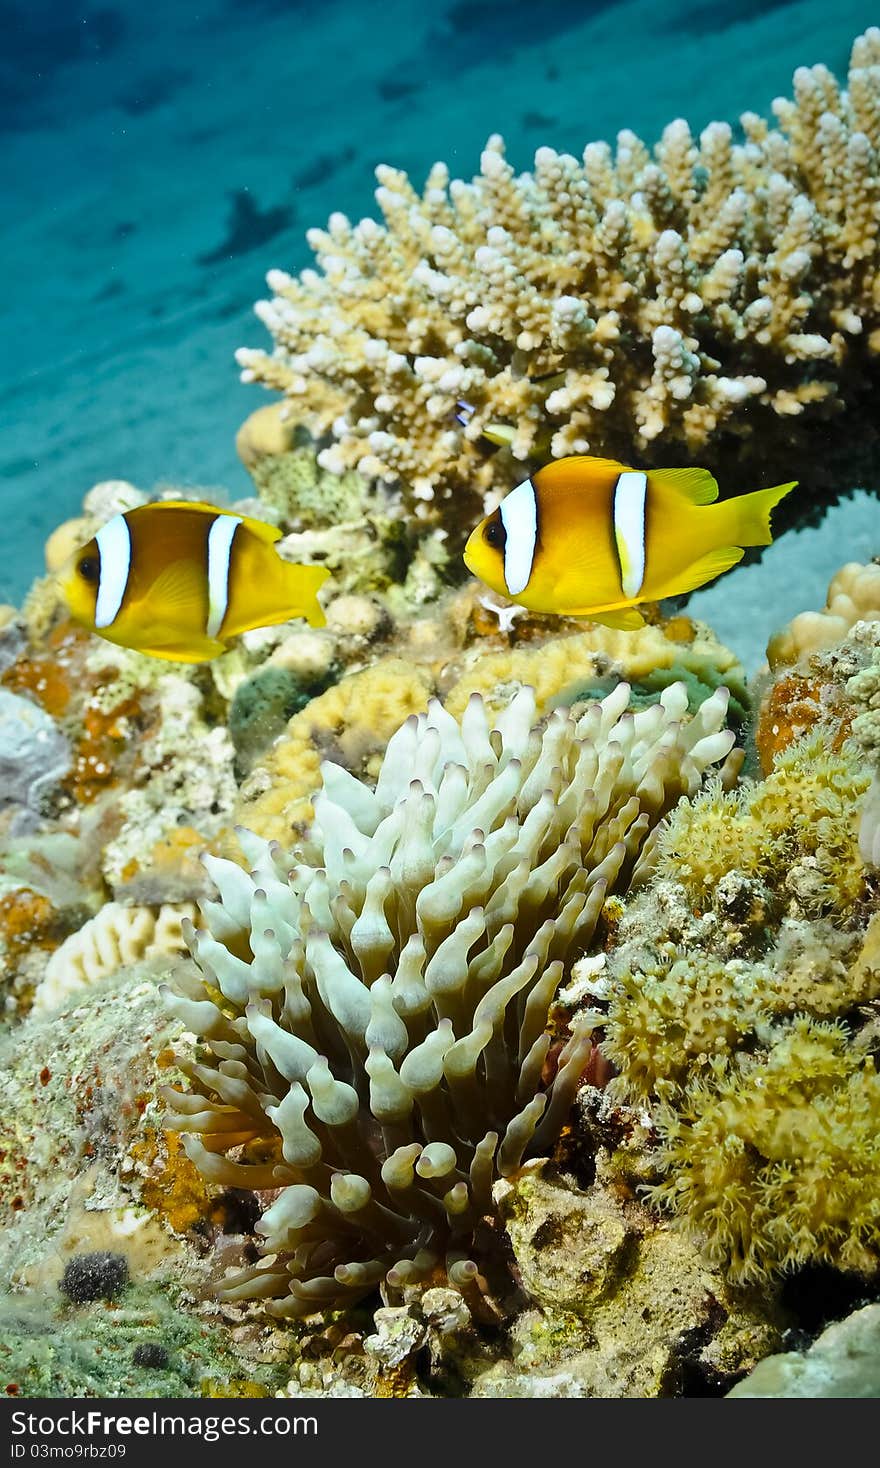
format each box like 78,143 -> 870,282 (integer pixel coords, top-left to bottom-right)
727,479 -> 798,547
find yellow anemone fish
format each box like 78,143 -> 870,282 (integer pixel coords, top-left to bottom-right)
463,455 -> 797,629
58,500 -> 330,662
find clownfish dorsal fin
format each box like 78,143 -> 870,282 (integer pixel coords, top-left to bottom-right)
142,557 -> 207,614
148,500 -> 283,544
648,467 -> 719,504
234,511 -> 284,544
543,454 -> 629,477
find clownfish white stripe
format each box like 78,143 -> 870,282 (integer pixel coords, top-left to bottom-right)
500,478 -> 538,597
94,514 -> 132,629
613,471 -> 647,599
206,514 -> 242,639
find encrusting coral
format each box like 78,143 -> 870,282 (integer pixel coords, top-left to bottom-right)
238,32 -> 880,548
163,680 -> 737,1317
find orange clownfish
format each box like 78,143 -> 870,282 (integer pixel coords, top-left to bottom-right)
463,456 -> 797,629
59,500 -> 330,662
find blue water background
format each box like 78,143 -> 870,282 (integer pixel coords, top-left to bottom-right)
1,0 -> 877,660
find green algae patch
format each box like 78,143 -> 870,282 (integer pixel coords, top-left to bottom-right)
0,1283 -> 289,1399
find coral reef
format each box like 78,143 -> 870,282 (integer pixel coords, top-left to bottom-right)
474,1165 -> 782,1397
238,32 -> 880,552
236,414 -> 419,600
0,968 -> 192,1250
0,689 -> 70,829
659,731 -> 868,916
164,680 -> 736,1316
236,656 -> 435,838
238,612 -> 743,843
0,1282 -> 287,1399
594,715 -> 880,1285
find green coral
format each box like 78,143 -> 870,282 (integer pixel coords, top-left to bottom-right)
249,439 -> 375,530
557,656 -> 749,730
0,1283 -> 288,1399
599,728 -> 880,1285
229,664 -> 335,775
659,733 -> 869,915
647,1019 -> 880,1282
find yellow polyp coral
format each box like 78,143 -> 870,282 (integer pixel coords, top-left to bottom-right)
604,922 -> 877,1107
603,956 -> 764,1102
598,697 -> 880,1284
237,32 -> 880,537
767,561 -> 880,669
659,733 -> 869,916
646,1019 -> 880,1282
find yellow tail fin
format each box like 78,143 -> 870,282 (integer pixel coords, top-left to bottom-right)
725,480 -> 797,547
283,561 -> 331,627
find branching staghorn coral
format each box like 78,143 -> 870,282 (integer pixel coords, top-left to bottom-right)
238,32 -> 880,538
162,680 -> 736,1317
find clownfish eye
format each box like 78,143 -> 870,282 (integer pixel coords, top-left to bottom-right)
78,556 -> 100,584
483,516 -> 506,550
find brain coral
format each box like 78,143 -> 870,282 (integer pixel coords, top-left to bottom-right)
163,680 -> 736,1317
238,31 -> 880,539
35,902 -> 196,1015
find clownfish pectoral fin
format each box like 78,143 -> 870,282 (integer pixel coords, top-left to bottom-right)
658,544 -> 745,599
144,558 -> 208,615
648,467 -> 719,505
570,606 -> 647,630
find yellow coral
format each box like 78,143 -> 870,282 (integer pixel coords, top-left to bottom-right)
602,719 -> 880,1284
767,561 -> 880,669
238,34 -> 880,533
444,621 -> 744,720
661,734 -> 868,914
648,1019 -> 880,1281
605,925 -> 878,1105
